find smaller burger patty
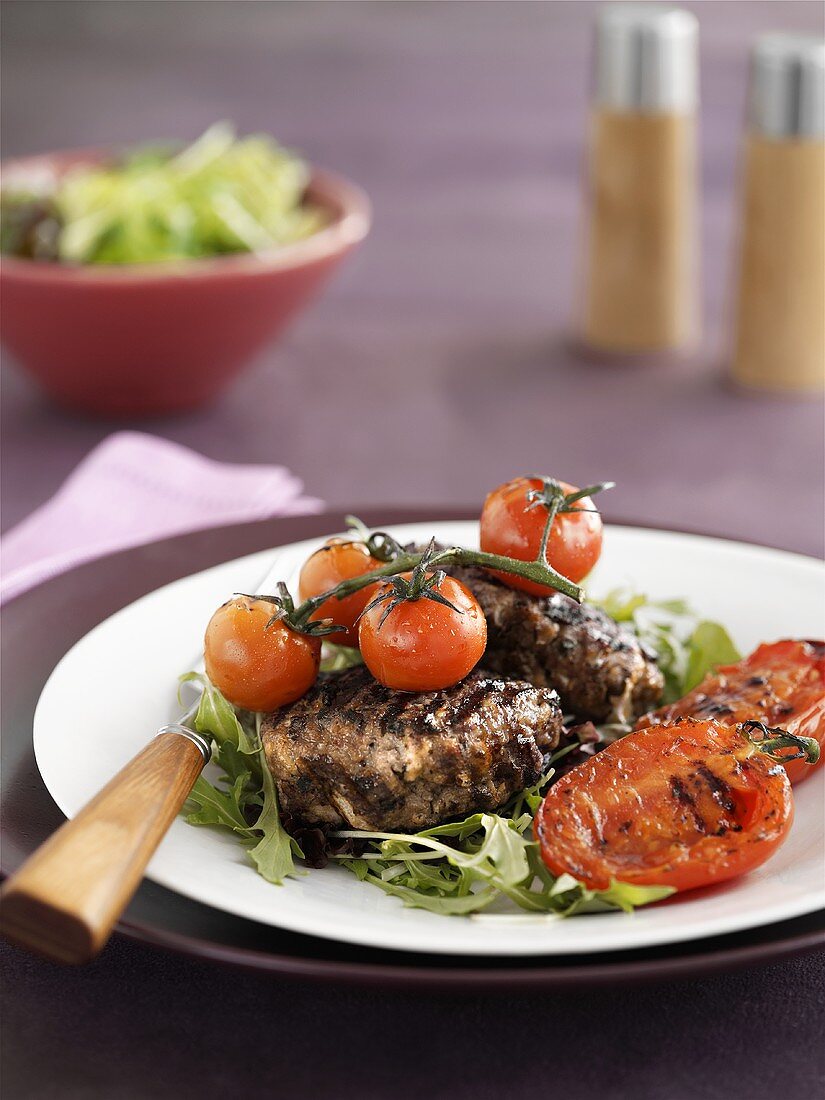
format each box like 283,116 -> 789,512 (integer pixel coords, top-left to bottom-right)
449,565 -> 664,723
262,666 -> 563,832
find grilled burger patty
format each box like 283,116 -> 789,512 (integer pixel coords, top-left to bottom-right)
449,565 -> 664,723
262,665 -> 563,831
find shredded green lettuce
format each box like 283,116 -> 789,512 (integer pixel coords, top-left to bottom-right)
1,122 -> 327,265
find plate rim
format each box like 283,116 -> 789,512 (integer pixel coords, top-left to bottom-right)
110,905 -> 825,990
4,507 -> 824,986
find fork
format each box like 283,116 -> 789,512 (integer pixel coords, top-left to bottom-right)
0,553 -> 284,964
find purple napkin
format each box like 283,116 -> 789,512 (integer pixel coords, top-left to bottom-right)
0,432 -> 323,604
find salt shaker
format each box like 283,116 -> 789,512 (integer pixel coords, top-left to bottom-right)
581,5 -> 699,354
731,34 -> 825,393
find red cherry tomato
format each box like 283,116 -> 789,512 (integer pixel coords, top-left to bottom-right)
480,477 -> 603,596
358,573 -> 487,692
298,539 -> 384,647
535,719 -> 795,894
639,640 -> 825,784
204,596 -> 320,712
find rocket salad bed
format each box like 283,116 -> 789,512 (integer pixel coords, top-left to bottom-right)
180,588 -> 742,917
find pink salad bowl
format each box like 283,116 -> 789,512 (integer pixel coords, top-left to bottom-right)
0,150 -> 371,416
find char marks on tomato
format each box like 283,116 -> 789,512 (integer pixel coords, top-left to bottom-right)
535,718 -> 795,893
261,666 -> 563,831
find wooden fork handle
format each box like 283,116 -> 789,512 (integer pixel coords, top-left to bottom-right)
0,728 -> 209,964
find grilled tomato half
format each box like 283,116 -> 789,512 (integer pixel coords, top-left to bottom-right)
535,718 -> 818,894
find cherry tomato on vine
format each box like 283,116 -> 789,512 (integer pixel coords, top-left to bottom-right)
298,539 -> 384,647
535,718 -> 813,894
480,477 -> 604,596
358,573 -> 487,692
638,639 -> 825,785
204,596 -> 321,712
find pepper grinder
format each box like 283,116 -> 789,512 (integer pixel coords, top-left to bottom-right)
581,5 -> 699,354
731,34 -> 825,394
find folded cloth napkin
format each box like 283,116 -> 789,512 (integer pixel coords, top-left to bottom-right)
1,431 -> 323,603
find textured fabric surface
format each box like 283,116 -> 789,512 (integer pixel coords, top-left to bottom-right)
1,937 -> 824,1100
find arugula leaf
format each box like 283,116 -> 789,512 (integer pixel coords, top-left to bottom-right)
213,739 -> 262,804
320,643 -> 364,673
349,871 -> 498,915
332,816 -> 673,918
180,671 -> 258,754
184,775 -> 255,836
594,589 -> 740,704
179,673 -> 299,884
543,872 -> 674,915
597,589 -> 650,622
451,815 -> 533,893
248,744 -> 302,884
595,879 -> 675,912
598,588 -> 692,622
683,621 -> 740,692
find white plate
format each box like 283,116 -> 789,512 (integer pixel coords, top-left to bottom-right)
33,523 -> 825,957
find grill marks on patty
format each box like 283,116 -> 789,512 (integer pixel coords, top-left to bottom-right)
262,666 -> 563,831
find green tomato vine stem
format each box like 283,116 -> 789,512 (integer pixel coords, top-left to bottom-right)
741,721 -> 820,765
281,480 -> 619,633
292,507 -> 583,629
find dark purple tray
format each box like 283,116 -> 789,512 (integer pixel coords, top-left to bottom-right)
2,508 -> 822,988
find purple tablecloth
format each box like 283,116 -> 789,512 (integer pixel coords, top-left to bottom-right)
2,3 -> 823,1098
